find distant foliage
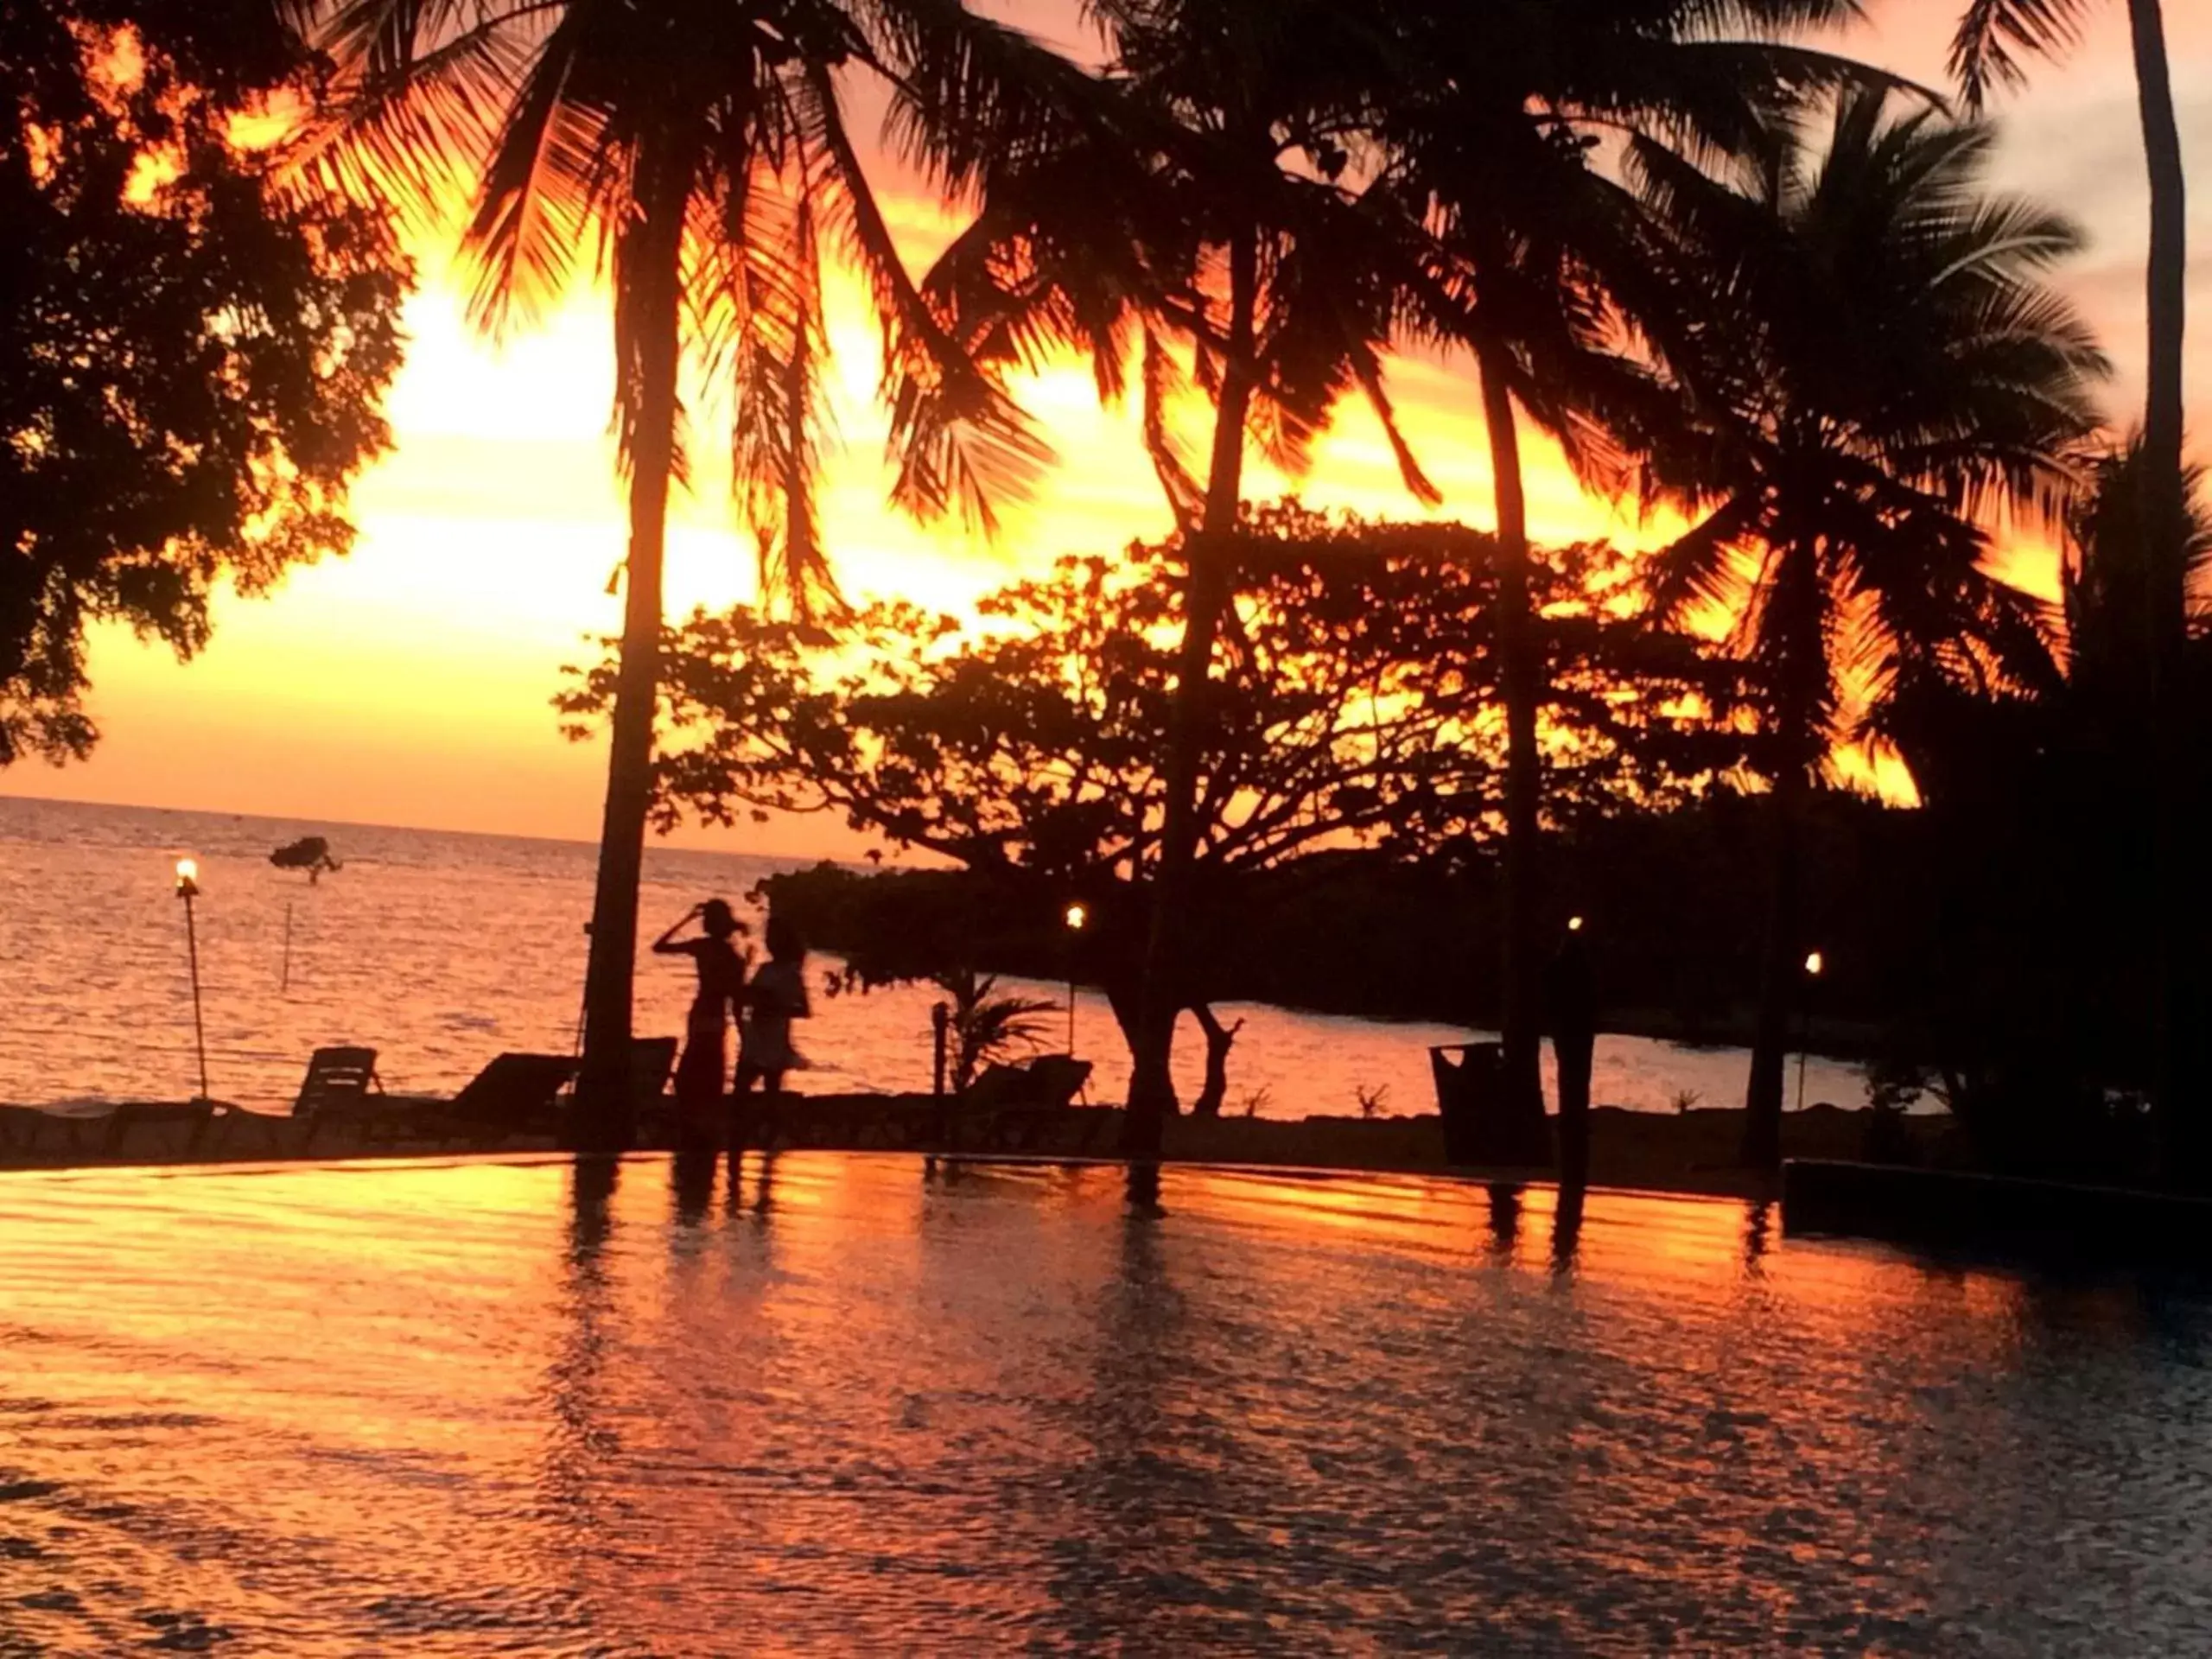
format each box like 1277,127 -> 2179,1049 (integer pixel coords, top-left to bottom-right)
0,2 -> 408,764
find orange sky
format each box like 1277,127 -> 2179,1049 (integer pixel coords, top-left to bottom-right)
7,1 -> 2209,851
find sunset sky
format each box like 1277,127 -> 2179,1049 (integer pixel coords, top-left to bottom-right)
7,1 -> 2209,853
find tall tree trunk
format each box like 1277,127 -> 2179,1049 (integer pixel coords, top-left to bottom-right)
1123,225 -> 1257,1157
1741,758 -> 1806,1171
1743,579 -> 1820,1172
2132,0 -> 2187,548
573,183 -> 685,1152
1475,339 -> 1546,1135
2126,0 -> 2197,1171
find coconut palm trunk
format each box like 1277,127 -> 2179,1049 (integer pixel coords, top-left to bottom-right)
1954,0 -> 2194,1165
1475,339 -> 1548,1133
1124,223 -> 1258,1158
2132,0 -> 2187,522
1742,541 -> 1826,1170
2127,0 -> 2196,1165
573,173 -> 686,1150
1742,749 -> 1808,1170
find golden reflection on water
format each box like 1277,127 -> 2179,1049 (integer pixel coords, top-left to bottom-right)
0,1154 -> 2208,1652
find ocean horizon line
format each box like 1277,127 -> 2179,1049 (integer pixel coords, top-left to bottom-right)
0,789 -> 858,868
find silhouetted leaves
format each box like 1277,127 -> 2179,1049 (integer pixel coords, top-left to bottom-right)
1,0 -> 408,763
563,504 -> 1750,882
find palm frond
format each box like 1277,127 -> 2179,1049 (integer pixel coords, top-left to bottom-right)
1951,0 -> 2090,111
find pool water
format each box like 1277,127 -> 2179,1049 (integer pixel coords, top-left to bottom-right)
1,1154 -> 2208,1653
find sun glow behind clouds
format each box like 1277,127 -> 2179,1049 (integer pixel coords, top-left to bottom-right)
17,0 -> 2202,842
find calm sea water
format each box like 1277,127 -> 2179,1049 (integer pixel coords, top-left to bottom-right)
0,795 -> 1877,1118
0,1154 -> 2205,1652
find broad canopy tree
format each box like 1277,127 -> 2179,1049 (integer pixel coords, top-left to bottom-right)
1,0 -> 406,765
566,504 -> 1745,1106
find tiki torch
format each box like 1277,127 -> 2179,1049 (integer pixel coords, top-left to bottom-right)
1063,901 -> 1089,1056
176,858 -> 210,1103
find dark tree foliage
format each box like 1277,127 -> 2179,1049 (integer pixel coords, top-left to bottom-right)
1636,87 -> 2103,1167
568,504 -> 1741,877
563,504 -> 1747,1084
0,0 -> 408,764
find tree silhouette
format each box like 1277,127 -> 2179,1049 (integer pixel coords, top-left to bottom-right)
1953,0 -> 2197,1160
886,0 -> 1444,1150
1370,0 -> 1877,1130
2,1 -> 405,765
290,0 -> 1067,1144
568,505 -> 1745,1086
1638,88 -> 2105,1167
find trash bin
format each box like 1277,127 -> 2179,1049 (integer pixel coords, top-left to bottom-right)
1430,1041 -> 1550,1167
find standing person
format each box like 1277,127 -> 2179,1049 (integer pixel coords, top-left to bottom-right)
734,916 -> 810,1131
1544,919 -> 1599,1187
653,900 -> 748,1147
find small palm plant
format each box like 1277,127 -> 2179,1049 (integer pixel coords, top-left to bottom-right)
933,969 -> 1058,1095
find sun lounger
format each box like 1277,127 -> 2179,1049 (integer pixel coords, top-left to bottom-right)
296,1046 -> 380,1119
448,1052 -> 578,1138
950,1056 -> 1096,1151
296,1046 -> 408,1150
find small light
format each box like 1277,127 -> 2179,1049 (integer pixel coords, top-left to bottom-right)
175,857 -> 200,897
1804,950 -> 1824,977
1064,902 -> 1088,931
1567,915 -> 1585,932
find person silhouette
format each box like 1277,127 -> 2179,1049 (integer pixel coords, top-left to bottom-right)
653,899 -> 748,1147
1545,918 -> 1599,1185
734,915 -> 810,1124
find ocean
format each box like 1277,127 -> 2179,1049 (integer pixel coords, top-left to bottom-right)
0,794 -> 1878,1117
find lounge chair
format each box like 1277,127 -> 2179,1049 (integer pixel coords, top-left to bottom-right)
296,1046 -> 380,1120
1429,1041 -> 1550,1167
952,1055 -> 1096,1151
448,1052 -> 578,1139
296,1046 -> 407,1151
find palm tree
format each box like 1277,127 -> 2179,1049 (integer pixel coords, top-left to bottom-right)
289,0 -> 1067,1145
1954,3 -> 2184,584
1953,0 -> 2195,1160
1637,87 -> 2106,1167
1375,0 -> 1878,1128
889,0 -> 1440,1154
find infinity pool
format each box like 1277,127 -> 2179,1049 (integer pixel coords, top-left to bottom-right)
1,1155 -> 2208,1654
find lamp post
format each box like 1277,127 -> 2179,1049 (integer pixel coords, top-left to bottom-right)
1796,949 -> 1824,1115
176,858 -> 210,1103
1063,901 -> 1089,1056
